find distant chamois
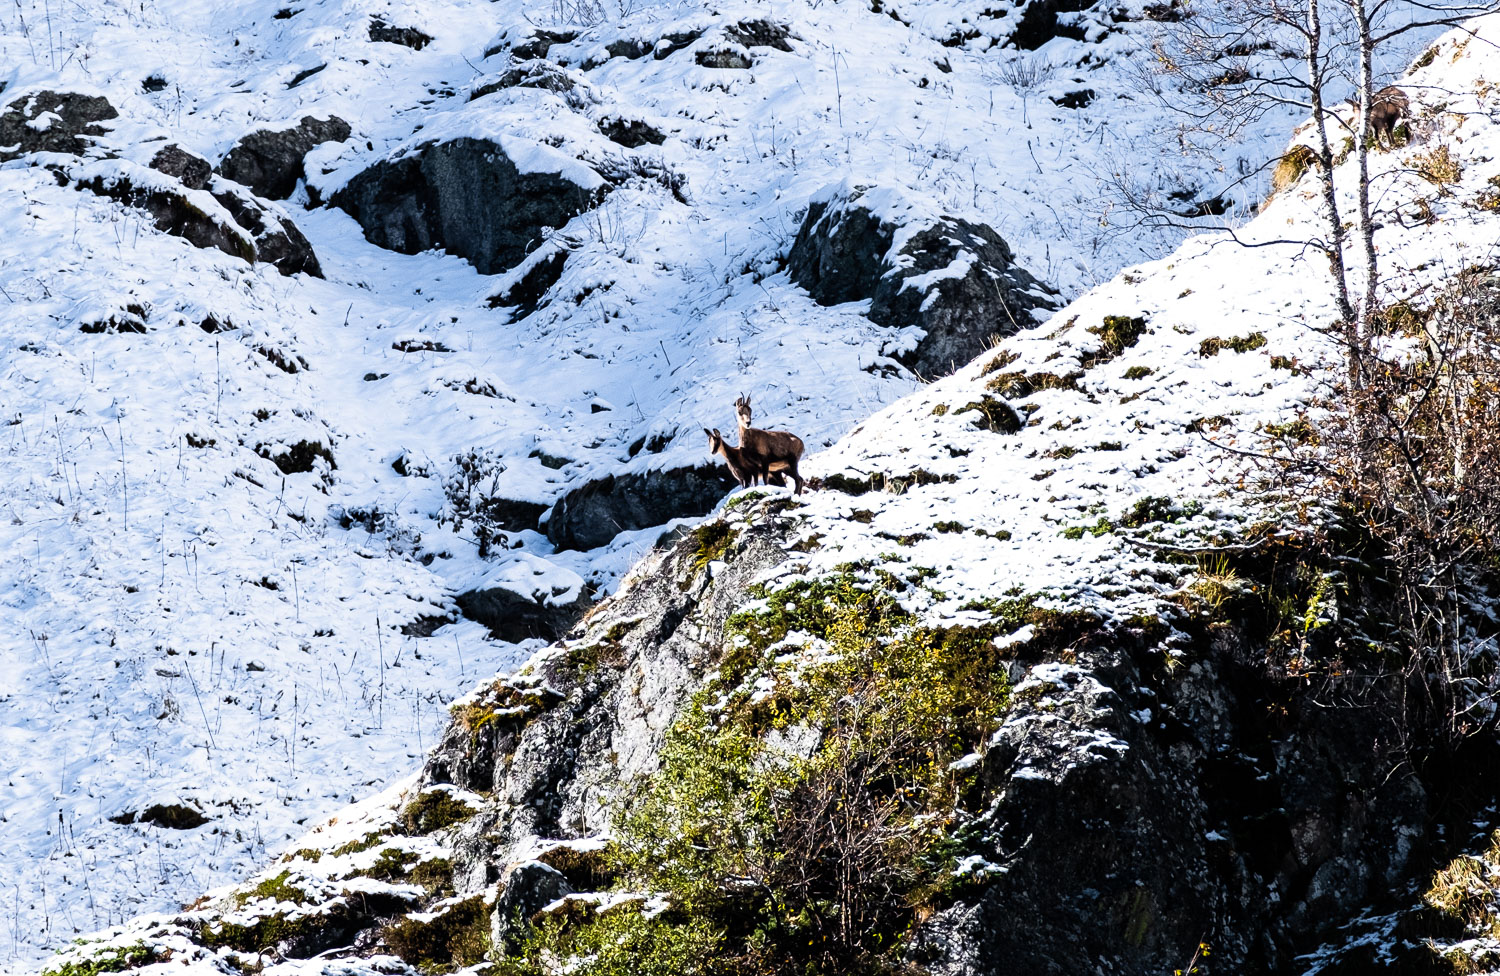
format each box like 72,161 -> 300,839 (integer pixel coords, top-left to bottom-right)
734,394 -> 806,495
704,428 -> 759,489
1361,85 -> 1410,150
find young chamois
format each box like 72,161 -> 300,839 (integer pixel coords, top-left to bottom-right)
704,428 -> 759,489
734,394 -> 806,495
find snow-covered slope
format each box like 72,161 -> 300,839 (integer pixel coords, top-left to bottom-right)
25,8 -> 1500,974
0,0 -> 1313,965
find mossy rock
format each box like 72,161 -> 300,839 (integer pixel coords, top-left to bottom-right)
401,789 -> 479,836
381,895 -> 491,970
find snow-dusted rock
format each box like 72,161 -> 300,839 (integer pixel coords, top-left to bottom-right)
330,136 -> 607,275
219,115 -> 352,200
788,182 -> 1060,378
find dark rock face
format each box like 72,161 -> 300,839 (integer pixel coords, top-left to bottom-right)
209,179 -> 323,277
218,115 -> 351,199
148,145 -> 211,190
331,137 -> 606,275
914,624 -> 1431,976
368,18 -> 432,50
454,584 -> 594,644
545,464 -> 736,551
0,90 -> 117,161
597,115 -> 666,148
788,185 -> 1060,378
1011,0 -> 1096,49
487,244 -> 569,316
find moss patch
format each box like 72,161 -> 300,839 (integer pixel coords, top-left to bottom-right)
986,369 -> 1082,399
690,520 -> 738,575
1082,315 -> 1147,368
41,943 -> 155,976
1198,332 -> 1266,357
401,790 -> 477,836
382,895 -> 491,971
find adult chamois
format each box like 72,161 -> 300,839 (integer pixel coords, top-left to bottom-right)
1353,85 -> 1409,150
734,394 -> 806,495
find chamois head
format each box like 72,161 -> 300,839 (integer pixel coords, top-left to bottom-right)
734,393 -> 752,429
705,427 -> 725,454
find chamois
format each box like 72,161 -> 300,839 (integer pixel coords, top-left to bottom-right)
734,394 -> 806,495
704,428 -> 758,489
1363,86 -> 1410,150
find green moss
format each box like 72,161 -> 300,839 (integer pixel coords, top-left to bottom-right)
234,870 -> 312,908
1094,441 -> 1123,452
500,907 -> 721,976
933,520 -> 967,534
1082,315 -> 1148,367
381,895 -> 491,972
285,847 -> 324,863
1119,496 -> 1202,528
357,847 -> 419,882
1413,44 -> 1438,69
200,907 -> 329,953
1269,355 -> 1296,370
1061,516 -> 1113,540
41,943 -> 155,976
689,520 -> 738,575
986,369 -> 1082,399
1047,445 -> 1079,460
1198,332 -> 1267,357
610,572 -> 1018,968
930,403 -> 949,416
401,790 -> 477,836
330,830 -> 387,857
1122,366 -> 1153,380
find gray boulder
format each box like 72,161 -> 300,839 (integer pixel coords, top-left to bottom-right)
545,464 -> 736,551
0,90 -> 116,161
787,184 -> 1060,378
331,137 -> 606,275
72,155 -> 321,278
490,861 -> 572,951
454,584 -> 594,644
218,115 -> 351,199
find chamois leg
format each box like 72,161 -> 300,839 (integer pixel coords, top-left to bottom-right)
786,459 -> 804,495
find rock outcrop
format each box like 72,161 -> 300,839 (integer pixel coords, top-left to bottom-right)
454,583 -> 594,644
544,464 -> 736,551
0,90 -> 117,161
788,183 -> 1060,378
330,137 -> 607,275
218,115 -> 351,199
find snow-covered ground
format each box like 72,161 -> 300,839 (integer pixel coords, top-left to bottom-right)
0,0 -> 1452,968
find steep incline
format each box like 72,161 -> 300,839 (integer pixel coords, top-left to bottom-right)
0,0 -> 1322,964
35,13 -> 1500,976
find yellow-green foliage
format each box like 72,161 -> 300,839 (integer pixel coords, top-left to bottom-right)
987,369 -> 1082,398
401,790 -> 477,836
1082,315 -> 1148,367
1415,144 -> 1463,190
1270,144 -> 1318,195
1476,174 -> 1500,212
1198,332 -> 1267,357
1426,831 -> 1500,938
690,520 -> 738,574
605,574 -> 1017,968
1123,366 -> 1153,380
382,895 -> 491,971
41,943 -> 154,976
331,830 -> 387,857
234,870 -> 311,908
499,908 -> 721,976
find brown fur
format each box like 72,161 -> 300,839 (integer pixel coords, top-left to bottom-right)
733,394 -> 806,495
1368,85 -> 1410,150
705,428 -> 758,489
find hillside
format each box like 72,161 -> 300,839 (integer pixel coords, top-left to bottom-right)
0,0 -> 1319,965
21,6 -> 1500,976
